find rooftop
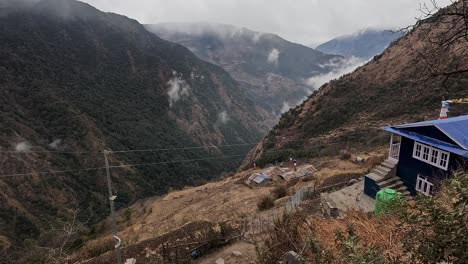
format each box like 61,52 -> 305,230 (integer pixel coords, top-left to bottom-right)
384,115 -> 468,157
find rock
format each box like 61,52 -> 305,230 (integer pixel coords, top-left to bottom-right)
215,258 -> 225,264
232,251 -> 242,257
125,259 -> 136,264
347,178 -> 360,186
355,156 -> 366,162
283,251 -> 304,264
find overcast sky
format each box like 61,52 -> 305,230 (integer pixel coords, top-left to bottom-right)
80,0 -> 452,46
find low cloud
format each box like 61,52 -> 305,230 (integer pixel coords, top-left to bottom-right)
252,32 -> 262,43
15,141 -> 32,152
167,71 -> 190,107
306,56 -> 367,90
217,110 -> 230,124
49,139 -> 62,149
280,102 -> 290,114
267,48 -> 280,66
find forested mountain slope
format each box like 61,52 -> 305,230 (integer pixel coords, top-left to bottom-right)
246,1 -> 468,167
146,22 -> 342,118
0,0 -> 268,258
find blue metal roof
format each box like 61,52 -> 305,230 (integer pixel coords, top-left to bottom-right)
393,115 -> 468,150
384,127 -> 468,157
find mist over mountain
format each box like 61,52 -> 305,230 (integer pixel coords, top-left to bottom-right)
247,8 -> 467,167
146,22 -> 345,118
315,28 -> 405,59
0,0 -> 270,258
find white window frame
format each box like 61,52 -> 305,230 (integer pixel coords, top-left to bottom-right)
415,175 -> 434,196
412,142 -> 450,170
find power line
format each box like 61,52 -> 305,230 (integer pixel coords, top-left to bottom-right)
0,167 -> 105,178
109,143 -> 259,153
108,154 -> 247,169
0,129 -> 382,155
0,149 -> 289,178
0,142 -> 259,155
0,133 -> 386,178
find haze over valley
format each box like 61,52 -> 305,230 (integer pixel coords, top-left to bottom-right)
0,0 -> 466,263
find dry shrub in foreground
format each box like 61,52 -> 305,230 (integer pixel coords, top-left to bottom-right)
311,211 -> 406,262
255,213 -> 331,263
256,171 -> 468,263
399,171 -> 468,264
256,210 -> 405,263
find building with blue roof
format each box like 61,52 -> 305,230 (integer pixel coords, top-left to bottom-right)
364,115 -> 468,198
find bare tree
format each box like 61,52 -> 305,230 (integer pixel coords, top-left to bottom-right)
34,208 -> 93,264
405,0 -> 468,92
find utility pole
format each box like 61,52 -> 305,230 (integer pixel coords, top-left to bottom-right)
104,150 -> 123,264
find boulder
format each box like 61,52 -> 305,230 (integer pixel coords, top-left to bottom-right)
125,259 -> 136,264
283,250 -> 304,264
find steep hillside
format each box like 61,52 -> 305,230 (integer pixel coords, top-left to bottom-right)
247,2 -> 468,167
316,29 -> 405,59
145,22 -> 343,118
0,0 -> 268,257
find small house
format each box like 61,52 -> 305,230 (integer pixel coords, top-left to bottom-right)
247,173 -> 270,185
364,115 -> 468,198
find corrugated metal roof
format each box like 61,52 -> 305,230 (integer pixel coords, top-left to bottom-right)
384,127 -> 468,157
393,115 -> 468,150
249,173 -> 269,184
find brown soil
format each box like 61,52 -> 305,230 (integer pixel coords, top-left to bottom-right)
194,241 -> 256,264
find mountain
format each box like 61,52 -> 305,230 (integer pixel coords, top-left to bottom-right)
145,22 -> 343,119
0,0 -> 269,258
246,3 -> 468,168
315,29 -> 405,59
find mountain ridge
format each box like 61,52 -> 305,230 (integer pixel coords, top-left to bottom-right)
316,28 -> 405,59
146,22 -> 343,118
246,3 -> 468,168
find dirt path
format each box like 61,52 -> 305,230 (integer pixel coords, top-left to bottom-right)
194,241 -> 256,264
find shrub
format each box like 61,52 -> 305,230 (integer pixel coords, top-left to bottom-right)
257,196 -> 275,211
336,225 -> 385,264
256,212 -> 326,264
271,186 -> 288,199
400,171 -> 468,263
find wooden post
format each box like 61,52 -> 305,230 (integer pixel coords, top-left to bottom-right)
388,133 -> 394,159
103,150 -> 123,264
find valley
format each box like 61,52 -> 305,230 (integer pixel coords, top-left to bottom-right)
0,0 -> 467,263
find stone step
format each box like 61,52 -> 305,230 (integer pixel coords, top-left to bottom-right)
371,169 -> 387,178
385,180 -> 405,190
375,165 -> 391,175
366,172 -> 384,181
377,177 -> 400,187
382,159 -> 398,169
401,191 -> 411,197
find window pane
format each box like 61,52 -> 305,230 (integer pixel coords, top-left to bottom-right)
423,147 -> 429,160
431,149 -> 439,164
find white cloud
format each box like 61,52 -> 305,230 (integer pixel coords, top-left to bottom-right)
15,141 -> 32,152
252,32 -> 262,43
82,0 -> 452,45
280,102 -> 290,114
49,139 -> 62,149
217,111 -> 230,124
306,56 -> 367,90
167,71 -> 190,107
267,48 -> 280,66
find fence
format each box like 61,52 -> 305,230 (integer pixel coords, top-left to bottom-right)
284,173 -> 363,213
144,223 -> 242,264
